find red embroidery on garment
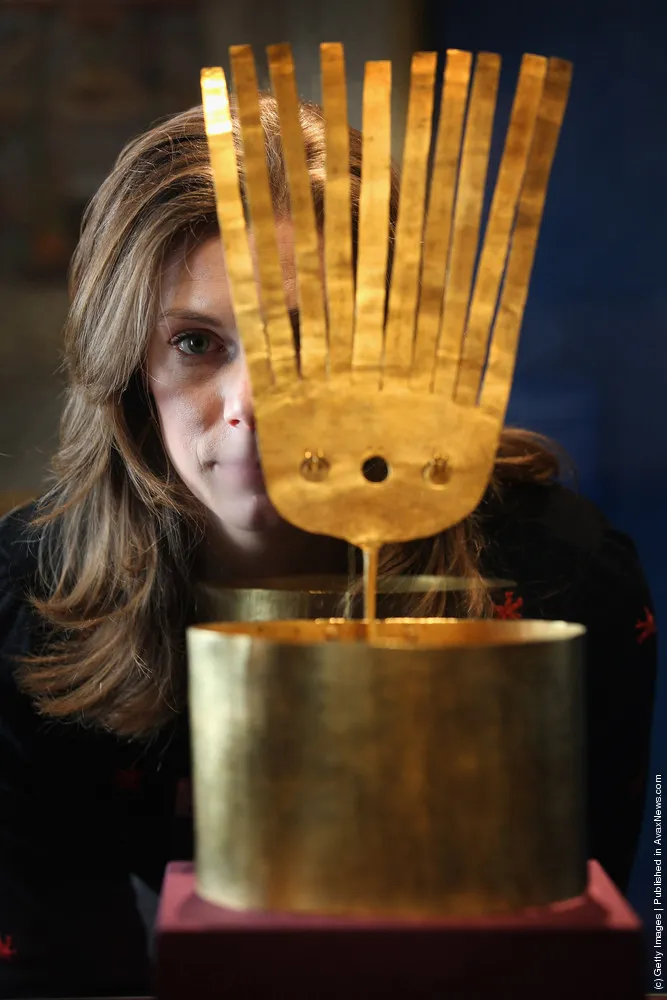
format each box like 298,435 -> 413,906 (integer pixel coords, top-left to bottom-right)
113,766 -> 143,793
636,607 -> 657,645
493,591 -> 524,620
0,936 -> 16,960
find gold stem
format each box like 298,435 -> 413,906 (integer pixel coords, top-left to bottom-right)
362,545 -> 379,621
344,543 -> 357,618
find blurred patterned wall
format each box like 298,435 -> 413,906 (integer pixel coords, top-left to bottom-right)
0,0 -> 206,510
0,0 -> 425,512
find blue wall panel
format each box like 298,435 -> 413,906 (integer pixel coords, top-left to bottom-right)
427,0 -> 666,988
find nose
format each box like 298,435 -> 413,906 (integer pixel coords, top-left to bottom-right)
223,364 -> 255,431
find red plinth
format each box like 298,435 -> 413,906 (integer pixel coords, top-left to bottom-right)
155,860 -> 644,999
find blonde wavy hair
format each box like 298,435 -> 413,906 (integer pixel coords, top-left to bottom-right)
20,98 -> 561,737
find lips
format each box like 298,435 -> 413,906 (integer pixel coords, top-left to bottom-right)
214,455 -> 265,486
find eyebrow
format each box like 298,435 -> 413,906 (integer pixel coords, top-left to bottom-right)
160,308 -> 223,326
160,305 -> 301,342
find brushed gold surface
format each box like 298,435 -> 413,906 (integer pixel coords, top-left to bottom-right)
267,44 -> 328,380
320,42 -> 354,376
480,58 -> 572,417
383,51 -> 437,381
411,49 -> 471,388
188,618 -> 587,918
200,68 -> 272,395
433,52 -> 501,398
352,59 -> 392,379
455,53 -> 548,406
229,46 -> 297,385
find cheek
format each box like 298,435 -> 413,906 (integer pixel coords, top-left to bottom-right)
150,376 -> 223,466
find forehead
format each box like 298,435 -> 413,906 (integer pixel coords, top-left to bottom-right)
160,224 -> 297,314
160,236 -> 227,312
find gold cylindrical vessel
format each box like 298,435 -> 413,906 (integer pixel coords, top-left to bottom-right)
187,617 -> 586,918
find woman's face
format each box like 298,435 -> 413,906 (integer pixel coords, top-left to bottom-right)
146,226 -> 297,538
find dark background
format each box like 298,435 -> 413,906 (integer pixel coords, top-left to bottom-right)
430,0 -> 666,965
0,0 -> 664,990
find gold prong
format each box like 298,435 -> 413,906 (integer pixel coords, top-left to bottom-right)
455,53 -> 547,407
267,43 -> 328,380
230,46 -> 299,387
201,67 -> 272,393
351,60 -> 392,383
321,42 -> 355,376
432,52 -> 501,396
383,51 -> 437,384
481,58 -> 572,417
410,49 -> 472,391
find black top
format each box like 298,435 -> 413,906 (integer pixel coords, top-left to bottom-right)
0,484 -> 658,998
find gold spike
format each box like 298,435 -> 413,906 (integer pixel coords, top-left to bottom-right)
455,53 -> 547,406
410,49 -> 472,389
351,60 -> 392,382
230,46 -> 299,386
383,51 -> 437,383
267,43 -> 328,379
432,52 -> 501,395
481,58 -> 572,416
200,67 -> 272,393
321,42 -> 355,376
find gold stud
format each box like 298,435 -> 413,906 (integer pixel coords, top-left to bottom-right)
300,450 -> 330,482
422,456 -> 451,485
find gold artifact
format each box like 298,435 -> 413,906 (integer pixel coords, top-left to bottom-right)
196,574 -> 515,622
189,45 -> 580,920
188,618 -> 586,917
201,45 -> 571,614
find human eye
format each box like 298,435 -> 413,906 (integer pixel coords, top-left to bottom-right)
170,330 -> 235,361
172,331 -> 215,355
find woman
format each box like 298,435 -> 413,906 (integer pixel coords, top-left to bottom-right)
0,96 -> 657,997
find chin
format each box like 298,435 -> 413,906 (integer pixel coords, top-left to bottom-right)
216,491 -> 285,533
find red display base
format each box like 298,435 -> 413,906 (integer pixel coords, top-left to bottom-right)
155,860 -> 644,999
